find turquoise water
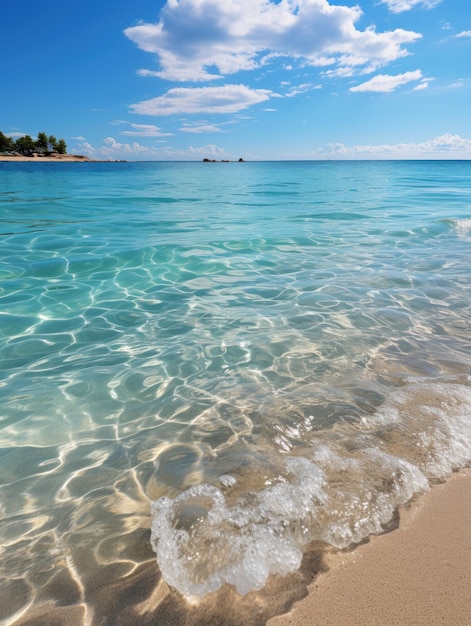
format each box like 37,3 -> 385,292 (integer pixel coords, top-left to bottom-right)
1,160 -> 471,621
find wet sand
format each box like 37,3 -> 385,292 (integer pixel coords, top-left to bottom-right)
268,469 -> 471,626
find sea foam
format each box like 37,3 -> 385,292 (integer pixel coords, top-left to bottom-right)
150,380 -> 471,598
446,217 -> 471,238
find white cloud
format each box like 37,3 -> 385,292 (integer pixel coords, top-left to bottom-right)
412,77 -> 434,90
285,83 -> 322,97
125,0 -> 421,82
119,122 -> 173,137
379,0 -> 442,13
454,30 -> 471,38
137,69 -> 169,78
447,80 -> 464,89
130,84 -> 273,115
187,144 -> 231,157
350,70 -> 423,92
179,123 -> 226,133
110,120 -> 173,136
159,143 -> 237,159
158,143 -> 245,160
316,134 -> 471,159
323,66 -> 357,79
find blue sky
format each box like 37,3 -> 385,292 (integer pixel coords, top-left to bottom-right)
1,0 -> 471,160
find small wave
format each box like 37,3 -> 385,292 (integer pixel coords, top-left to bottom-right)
444,218 -> 471,237
150,380 -> 471,598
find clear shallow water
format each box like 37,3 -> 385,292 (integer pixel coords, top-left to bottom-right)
1,160 -> 471,620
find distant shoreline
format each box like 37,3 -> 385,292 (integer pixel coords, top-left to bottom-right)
0,155 -> 125,163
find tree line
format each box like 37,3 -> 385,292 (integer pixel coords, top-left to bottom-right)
0,131 -> 67,155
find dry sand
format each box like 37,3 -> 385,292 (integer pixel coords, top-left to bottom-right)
268,469 -> 471,626
1,155 -> 97,162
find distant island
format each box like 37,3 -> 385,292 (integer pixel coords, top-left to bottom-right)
203,158 -> 245,162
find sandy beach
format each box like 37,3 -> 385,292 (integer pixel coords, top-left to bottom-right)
268,469 -> 471,626
1,155 -> 96,162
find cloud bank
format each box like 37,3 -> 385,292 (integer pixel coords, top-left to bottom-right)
317,134 -> 471,158
74,134 -> 471,161
74,137 -> 235,160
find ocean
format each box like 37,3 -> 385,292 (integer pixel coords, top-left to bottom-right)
1,160 -> 471,624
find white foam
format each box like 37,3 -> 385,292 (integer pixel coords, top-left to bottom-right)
367,381 -> 471,477
150,380 -> 471,598
448,218 -> 471,238
310,446 -> 430,548
150,457 -> 326,597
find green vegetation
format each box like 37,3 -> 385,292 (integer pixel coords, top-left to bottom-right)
0,131 -> 67,155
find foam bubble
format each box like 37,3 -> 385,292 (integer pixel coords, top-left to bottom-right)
219,474 -> 237,488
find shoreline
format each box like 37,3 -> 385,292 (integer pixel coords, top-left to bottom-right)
12,470 -> 471,625
0,155 -> 124,162
268,468 -> 471,626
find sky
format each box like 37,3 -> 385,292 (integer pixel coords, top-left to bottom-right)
1,0 -> 471,160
